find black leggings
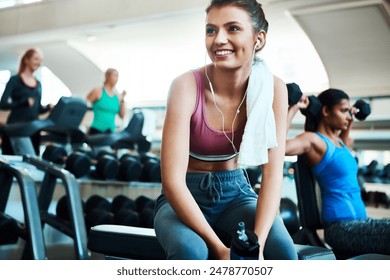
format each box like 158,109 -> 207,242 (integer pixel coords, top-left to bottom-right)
88,127 -> 112,135
325,217 -> 390,255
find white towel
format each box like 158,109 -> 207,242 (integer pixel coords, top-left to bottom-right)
238,58 -> 277,166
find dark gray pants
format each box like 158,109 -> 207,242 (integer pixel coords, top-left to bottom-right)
154,168 -> 297,260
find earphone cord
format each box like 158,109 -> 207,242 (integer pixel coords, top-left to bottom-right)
205,65 -> 247,155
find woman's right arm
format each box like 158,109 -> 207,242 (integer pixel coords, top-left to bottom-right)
86,87 -> 101,104
161,72 -> 229,260
285,96 -> 314,156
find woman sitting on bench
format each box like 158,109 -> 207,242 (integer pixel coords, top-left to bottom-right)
286,88 -> 390,255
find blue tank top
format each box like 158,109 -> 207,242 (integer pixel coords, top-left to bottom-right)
312,132 -> 367,224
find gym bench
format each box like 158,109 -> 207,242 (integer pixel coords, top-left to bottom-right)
87,224 -> 335,260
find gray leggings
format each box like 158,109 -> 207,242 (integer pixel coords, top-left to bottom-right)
325,217 -> 390,255
154,169 -> 297,260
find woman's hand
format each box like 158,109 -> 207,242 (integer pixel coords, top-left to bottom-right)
258,247 -> 264,260
213,245 -> 230,260
27,97 -> 35,107
297,95 -> 309,109
120,90 -> 127,102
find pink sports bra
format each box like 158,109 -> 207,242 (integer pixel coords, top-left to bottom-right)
189,70 -> 245,161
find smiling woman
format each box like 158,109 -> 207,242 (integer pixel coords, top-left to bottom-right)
64,7 -> 328,105
153,0 -> 297,260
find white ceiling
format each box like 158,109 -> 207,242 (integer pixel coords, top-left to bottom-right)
291,0 -> 390,97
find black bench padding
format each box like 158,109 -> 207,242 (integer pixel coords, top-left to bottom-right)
88,225 -> 165,259
88,225 -> 336,260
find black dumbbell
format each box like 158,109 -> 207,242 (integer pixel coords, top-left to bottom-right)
79,149 -> 120,180
135,195 -> 156,213
42,144 -> 91,178
136,138 -> 152,153
73,146 -> 96,160
112,195 -> 157,227
286,83 -> 303,106
117,154 -> 143,181
287,83 -> 322,118
56,195 -> 86,221
139,207 -> 154,228
135,195 -> 156,228
300,95 -> 322,118
111,194 -> 136,214
114,208 -> 140,226
140,153 -> 161,182
380,164 -> 390,182
110,195 -> 140,226
85,208 -> 115,231
352,99 -> 371,121
85,195 -> 111,214
84,195 -> 115,231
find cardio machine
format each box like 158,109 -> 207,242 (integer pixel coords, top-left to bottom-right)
0,96 -> 87,156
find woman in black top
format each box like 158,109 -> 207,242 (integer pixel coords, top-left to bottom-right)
0,48 -> 51,155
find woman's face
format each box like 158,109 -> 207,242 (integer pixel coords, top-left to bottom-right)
326,99 -> 352,130
26,52 -> 43,72
205,5 -> 257,70
107,70 -> 119,85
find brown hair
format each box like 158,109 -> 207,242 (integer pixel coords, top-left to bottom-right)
206,0 -> 268,51
18,48 -> 42,74
104,68 -> 118,83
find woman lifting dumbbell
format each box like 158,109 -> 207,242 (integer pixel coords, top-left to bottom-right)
86,68 -> 127,135
0,48 -> 52,155
286,88 -> 390,255
154,0 -> 297,260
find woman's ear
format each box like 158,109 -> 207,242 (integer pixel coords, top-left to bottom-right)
321,106 -> 330,118
255,30 -> 267,50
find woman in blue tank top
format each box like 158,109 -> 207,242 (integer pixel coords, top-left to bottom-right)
286,88 -> 390,255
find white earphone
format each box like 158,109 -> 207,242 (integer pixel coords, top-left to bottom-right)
254,39 -> 260,49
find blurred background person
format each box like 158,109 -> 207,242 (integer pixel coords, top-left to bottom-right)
0,47 -> 52,155
86,68 -> 126,135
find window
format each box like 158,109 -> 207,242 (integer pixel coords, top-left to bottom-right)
0,0 -> 42,9
0,70 -> 11,94
0,67 -> 71,106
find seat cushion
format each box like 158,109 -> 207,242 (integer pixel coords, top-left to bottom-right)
88,225 -> 165,259
295,244 -> 336,260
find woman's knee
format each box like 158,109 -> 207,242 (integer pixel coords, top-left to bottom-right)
154,203 -> 209,260
167,236 -> 208,260
264,216 -> 297,260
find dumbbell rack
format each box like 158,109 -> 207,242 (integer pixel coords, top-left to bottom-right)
23,155 -> 90,260
0,157 -> 46,260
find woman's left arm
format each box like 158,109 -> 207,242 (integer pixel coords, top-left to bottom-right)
253,76 -> 288,258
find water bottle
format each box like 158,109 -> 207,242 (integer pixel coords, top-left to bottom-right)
230,222 -> 259,260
